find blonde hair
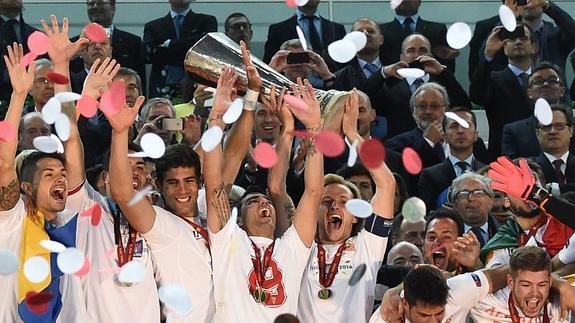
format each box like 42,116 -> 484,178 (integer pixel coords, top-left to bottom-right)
323,174 -> 361,200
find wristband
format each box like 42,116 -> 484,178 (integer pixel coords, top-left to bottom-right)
529,186 -> 550,206
244,89 -> 259,111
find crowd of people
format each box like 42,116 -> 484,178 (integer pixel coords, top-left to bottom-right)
2,0 -> 575,322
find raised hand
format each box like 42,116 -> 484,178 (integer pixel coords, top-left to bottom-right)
417,55 -> 444,76
107,94 -> 145,134
210,66 -> 238,124
488,157 -> 536,201
484,26 -> 504,58
307,51 -> 334,81
289,78 -> 321,131
383,61 -> 408,79
3,43 -> 35,95
83,57 -> 121,99
452,231 -> 482,270
241,40 -> 262,92
342,89 -> 360,141
269,50 -> 290,73
40,15 -> 88,65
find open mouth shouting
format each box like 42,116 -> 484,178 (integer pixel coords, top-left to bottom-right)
328,214 -> 343,231
50,184 -> 66,204
431,245 -> 448,270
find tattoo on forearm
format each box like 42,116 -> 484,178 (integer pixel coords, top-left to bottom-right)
211,183 -> 231,227
284,201 -> 296,220
0,179 -> 19,211
302,138 -> 318,157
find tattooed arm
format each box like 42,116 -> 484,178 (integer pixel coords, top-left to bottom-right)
0,44 -> 35,210
288,78 -> 324,247
205,67 -> 236,233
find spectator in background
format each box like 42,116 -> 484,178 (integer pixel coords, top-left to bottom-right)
387,241 -> 424,268
71,28 -> 112,93
379,0 -> 458,72
390,213 -> 426,252
143,0 -> 217,98
224,12 -> 253,48
17,112 -> 51,152
263,0 -> 345,72
333,18 -> 384,91
27,59 -> 54,113
135,97 -> 177,147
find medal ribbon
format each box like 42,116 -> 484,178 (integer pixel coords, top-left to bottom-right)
317,243 -> 346,289
109,199 -> 138,267
508,290 -> 549,323
179,216 -> 210,250
250,240 -> 276,290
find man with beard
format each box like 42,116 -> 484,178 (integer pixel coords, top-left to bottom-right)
482,158 -> 574,268
0,0 -> 37,108
0,20 -> 91,322
204,70 -> 323,320
224,13 -> 253,48
422,207 -> 465,273
332,18 -> 384,91
297,91 -> 396,322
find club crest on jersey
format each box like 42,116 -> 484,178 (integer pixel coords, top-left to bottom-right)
248,258 -> 287,307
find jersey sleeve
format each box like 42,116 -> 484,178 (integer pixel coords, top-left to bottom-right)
277,224 -> 311,265
208,209 -> 241,255
0,197 -> 25,234
357,214 -> 393,264
447,270 -> 491,309
557,234 -> 575,265
65,182 -> 105,214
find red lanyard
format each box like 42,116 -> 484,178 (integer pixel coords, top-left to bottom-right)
117,227 -> 137,267
508,290 -> 549,323
250,240 -> 276,289
317,243 -> 346,288
179,216 -> 210,250
519,216 -> 548,246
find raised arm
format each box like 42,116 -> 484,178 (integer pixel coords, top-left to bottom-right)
288,78 -> 324,247
106,94 -> 149,232
264,85 -> 295,237
40,16 -> 90,190
342,90 -> 395,219
205,67 -> 237,234
0,44 -> 35,210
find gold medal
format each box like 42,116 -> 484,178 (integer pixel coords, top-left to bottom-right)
252,288 -> 266,303
318,288 -> 332,300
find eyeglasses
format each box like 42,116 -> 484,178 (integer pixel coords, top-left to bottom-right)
455,189 -> 489,201
413,104 -> 445,111
529,78 -> 561,87
229,23 -> 250,31
34,78 -> 53,87
538,122 -> 570,133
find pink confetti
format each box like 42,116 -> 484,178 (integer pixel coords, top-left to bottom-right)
27,31 -> 50,55
359,139 -> 386,169
253,141 -> 278,168
285,0 -> 297,8
77,95 -> 99,118
81,203 -> 102,227
402,147 -> 423,175
74,257 -> 91,278
84,23 -> 107,43
283,95 -> 308,112
315,131 -> 345,158
100,80 -> 125,116
0,121 -> 17,142
46,72 -> 69,85
19,52 -> 37,68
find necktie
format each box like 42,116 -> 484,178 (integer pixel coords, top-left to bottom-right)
518,72 -> 530,91
552,159 -> 566,184
174,14 -> 184,39
470,227 -> 486,247
303,16 -> 322,52
4,18 -> 19,44
364,63 -> 379,78
455,161 -> 470,175
403,17 -> 414,34
411,78 -> 425,93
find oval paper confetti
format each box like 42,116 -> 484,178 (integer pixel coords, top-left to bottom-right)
47,72 -> 69,85
499,5 -> 517,32
27,31 -> 50,55
41,97 -> 62,125
283,95 -> 308,112
397,68 -> 425,79
445,111 -> 470,129
446,22 -> 472,49
253,141 -> 278,169
345,199 -> 373,218
296,25 -> 308,52
118,260 -> 146,284
100,79 -> 126,116
40,240 -> 66,253
348,263 -> 367,286
534,98 -> 553,126
74,257 -> 91,278
346,139 -> 359,167
128,185 -> 154,207
344,31 -> 367,52
0,250 -> 19,275
316,131 -> 345,158
23,256 -> 50,283
390,0 -> 404,9
159,284 -> 193,316
328,39 -> 357,63
19,52 -> 38,68
201,126 -> 224,152
77,95 -> 99,118
57,247 -> 85,274
33,136 -> 60,153
140,133 -> 166,159
402,197 -> 426,223
54,113 -> 71,142
54,92 -> 81,103
222,98 -> 244,124
84,22 -> 108,43
358,138 -> 386,169
402,147 -> 422,175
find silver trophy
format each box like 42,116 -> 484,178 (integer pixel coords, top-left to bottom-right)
184,32 -> 348,122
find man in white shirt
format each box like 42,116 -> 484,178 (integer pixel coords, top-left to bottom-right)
204,72 -> 323,322
297,90 -> 396,322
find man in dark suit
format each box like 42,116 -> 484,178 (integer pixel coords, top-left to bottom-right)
379,0 -> 458,72
362,34 -> 470,138
501,62 -> 574,159
262,0 -> 345,71
533,104 -> 575,193
418,108 -> 487,211
332,18 -> 383,91
449,173 -> 500,248
143,0 -> 217,98
0,0 -> 37,115
224,12 -> 253,48
570,53 -> 575,101
71,0 -> 147,95
469,24 -> 535,161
